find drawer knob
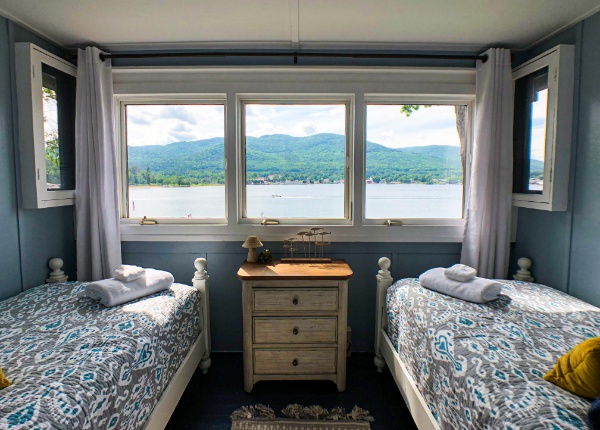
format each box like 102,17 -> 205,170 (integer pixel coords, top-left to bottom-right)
292,297 -> 299,305
292,359 -> 299,366
292,327 -> 299,335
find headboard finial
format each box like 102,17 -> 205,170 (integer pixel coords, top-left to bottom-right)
47,257 -> 68,283
513,257 -> 534,282
377,257 -> 392,280
193,258 -> 208,280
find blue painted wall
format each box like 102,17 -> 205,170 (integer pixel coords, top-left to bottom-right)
0,17 -> 23,300
512,11 -> 600,306
122,241 -> 461,352
11,22 -> 77,291
0,17 -> 76,300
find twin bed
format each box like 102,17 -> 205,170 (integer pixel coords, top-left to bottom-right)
0,257 -> 211,430
374,257 -> 600,430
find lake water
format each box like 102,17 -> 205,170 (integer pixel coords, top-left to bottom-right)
128,184 -> 463,219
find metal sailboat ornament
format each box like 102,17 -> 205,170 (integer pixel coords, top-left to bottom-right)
281,227 -> 332,263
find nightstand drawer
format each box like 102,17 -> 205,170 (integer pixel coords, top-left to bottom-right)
254,349 -> 337,374
254,318 -> 337,344
254,288 -> 338,312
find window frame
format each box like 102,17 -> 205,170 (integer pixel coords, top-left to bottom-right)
512,66 -> 549,196
113,66 -> 475,242
362,95 -> 474,226
237,94 -> 354,226
116,95 -> 228,224
15,43 -> 77,209
511,45 -> 575,212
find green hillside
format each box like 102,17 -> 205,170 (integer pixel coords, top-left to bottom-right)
127,133 -> 466,186
529,159 -> 544,179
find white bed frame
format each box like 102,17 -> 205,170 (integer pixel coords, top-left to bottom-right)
141,257 -> 212,430
373,257 -> 440,430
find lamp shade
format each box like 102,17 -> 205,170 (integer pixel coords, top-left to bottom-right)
242,236 -> 263,248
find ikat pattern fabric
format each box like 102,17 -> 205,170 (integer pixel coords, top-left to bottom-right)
386,278 -> 600,430
0,281 -> 201,429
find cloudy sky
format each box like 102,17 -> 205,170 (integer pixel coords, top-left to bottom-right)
529,89 -> 548,162
366,105 -> 461,149
126,104 -> 225,146
126,102 -> 468,150
245,104 -> 345,137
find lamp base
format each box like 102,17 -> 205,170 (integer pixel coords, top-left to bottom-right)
247,248 -> 259,263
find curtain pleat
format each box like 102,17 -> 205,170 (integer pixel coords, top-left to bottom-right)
75,47 -> 121,281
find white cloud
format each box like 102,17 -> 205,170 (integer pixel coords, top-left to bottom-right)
126,104 -> 224,146
245,104 -> 345,137
366,105 -> 461,148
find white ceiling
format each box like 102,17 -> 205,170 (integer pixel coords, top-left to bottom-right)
1,0 -> 599,52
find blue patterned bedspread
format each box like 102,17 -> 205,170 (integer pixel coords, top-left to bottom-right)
386,279 -> 600,430
0,281 -> 201,429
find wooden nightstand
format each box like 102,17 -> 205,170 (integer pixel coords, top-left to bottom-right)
238,260 -> 353,393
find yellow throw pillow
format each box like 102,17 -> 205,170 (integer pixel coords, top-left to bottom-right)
544,336 -> 600,399
0,368 -> 12,389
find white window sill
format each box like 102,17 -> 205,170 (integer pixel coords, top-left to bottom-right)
119,221 -> 465,243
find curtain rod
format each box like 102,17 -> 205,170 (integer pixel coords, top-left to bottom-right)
98,51 -> 488,63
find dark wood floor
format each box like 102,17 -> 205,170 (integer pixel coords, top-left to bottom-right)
167,352 -> 418,430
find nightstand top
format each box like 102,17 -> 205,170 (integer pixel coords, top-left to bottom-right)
237,259 -> 353,280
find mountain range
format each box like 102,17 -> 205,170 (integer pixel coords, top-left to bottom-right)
127,133 -> 541,186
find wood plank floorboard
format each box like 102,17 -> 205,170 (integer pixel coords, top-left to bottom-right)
167,352 -> 418,430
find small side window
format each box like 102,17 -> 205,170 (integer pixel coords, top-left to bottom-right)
513,67 -> 548,194
512,45 -> 575,211
42,63 -> 76,192
15,43 -> 77,209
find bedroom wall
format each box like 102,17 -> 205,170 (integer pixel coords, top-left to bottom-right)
0,16 -> 76,300
512,10 -> 600,307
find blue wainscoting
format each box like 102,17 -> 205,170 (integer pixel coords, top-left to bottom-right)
122,241 -> 461,352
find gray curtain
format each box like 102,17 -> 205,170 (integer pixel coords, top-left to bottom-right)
455,105 -> 468,175
75,47 -> 121,280
461,48 -> 513,278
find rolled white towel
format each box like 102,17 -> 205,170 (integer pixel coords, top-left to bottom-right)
419,268 -> 502,304
113,264 -> 146,282
82,269 -> 174,307
444,264 -> 477,282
